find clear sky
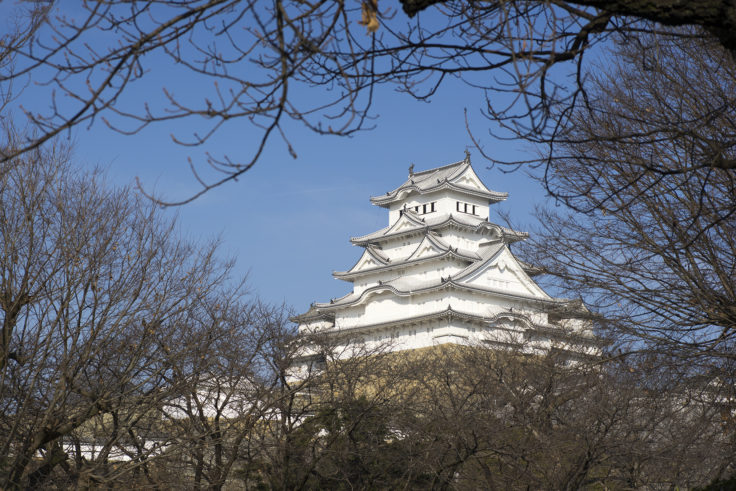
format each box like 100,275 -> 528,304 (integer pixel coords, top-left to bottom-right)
3,4 -> 556,316
72,78 -> 549,315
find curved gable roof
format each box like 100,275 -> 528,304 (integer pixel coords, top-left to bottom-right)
351,212 -> 528,245
336,246 -> 390,277
317,267 -> 560,310
334,231 -> 479,280
370,159 -> 507,207
455,244 -> 550,300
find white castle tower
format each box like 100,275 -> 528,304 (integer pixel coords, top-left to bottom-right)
294,155 -> 597,362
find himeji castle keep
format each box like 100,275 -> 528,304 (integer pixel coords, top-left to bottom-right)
294,155 -> 598,363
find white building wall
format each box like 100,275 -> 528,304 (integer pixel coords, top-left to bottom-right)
299,318 -> 334,333
369,230 -> 487,264
437,190 -> 490,221
350,258 -> 472,296
337,317 -> 556,355
387,188 -> 491,225
379,235 -> 424,261
436,228 -> 492,254
299,161 -> 597,361
334,288 -> 544,330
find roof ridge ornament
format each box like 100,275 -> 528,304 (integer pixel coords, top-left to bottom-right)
409,163 -> 415,176
464,149 -> 471,163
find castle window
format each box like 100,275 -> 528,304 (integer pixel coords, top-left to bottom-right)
414,202 -> 437,215
457,201 -> 479,216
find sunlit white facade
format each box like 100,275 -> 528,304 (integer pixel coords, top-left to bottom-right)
294,156 -> 598,363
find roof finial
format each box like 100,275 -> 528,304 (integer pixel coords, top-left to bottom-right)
408,163 -> 415,176
464,149 -> 471,163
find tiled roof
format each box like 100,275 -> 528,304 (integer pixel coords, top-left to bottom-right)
290,304 -> 336,323
351,212 -> 528,245
302,306 -> 600,348
452,242 -> 505,280
369,160 -> 507,206
365,245 -> 390,264
334,232 -> 479,280
316,271 -> 560,310
324,306 -> 492,334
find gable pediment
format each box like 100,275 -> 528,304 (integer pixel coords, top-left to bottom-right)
356,256 -> 379,271
338,247 -> 390,276
394,218 -> 417,232
406,233 -> 450,261
455,173 -> 482,190
386,211 -> 424,235
450,165 -> 491,194
458,246 -> 550,299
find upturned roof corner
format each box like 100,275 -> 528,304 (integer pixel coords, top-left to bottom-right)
369,159 -> 508,207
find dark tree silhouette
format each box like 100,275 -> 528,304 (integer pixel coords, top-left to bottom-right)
521,32 -> 736,370
0,129 -> 290,488
0,1 -> 734,202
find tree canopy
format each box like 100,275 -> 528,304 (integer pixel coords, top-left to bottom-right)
521,31 -> 736,370
1,1 -> 734,202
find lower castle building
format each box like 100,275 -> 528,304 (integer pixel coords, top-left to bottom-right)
294,155 -> 598,366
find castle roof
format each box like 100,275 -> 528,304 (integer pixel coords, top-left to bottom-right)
328,307 -> 600,348
334,231 -> 479,280
294,156 -> 596,357
369,159 -> 508,207
317,243 -> 554,309
350,211 -> 528,245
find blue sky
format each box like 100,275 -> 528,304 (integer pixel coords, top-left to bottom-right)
72,79 -> 550,315
3,3 -> 557,315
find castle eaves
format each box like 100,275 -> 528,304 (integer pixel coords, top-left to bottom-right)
314,274 -> 561,311
350,212 -> 528,245
369,160 -> 507,206
333,244 -> 479,280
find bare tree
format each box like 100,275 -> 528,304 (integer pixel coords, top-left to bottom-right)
156,300 -> 295,490
388,345 -> 734,489
247,332 -> 419,489
535,29 -> 736,213
0,1 -> 734,202
520,32 -> 736,366
0,1 -> 51,117
0,130 -> 275,488
506,31 -> 736,482
240,339 -> 735,489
